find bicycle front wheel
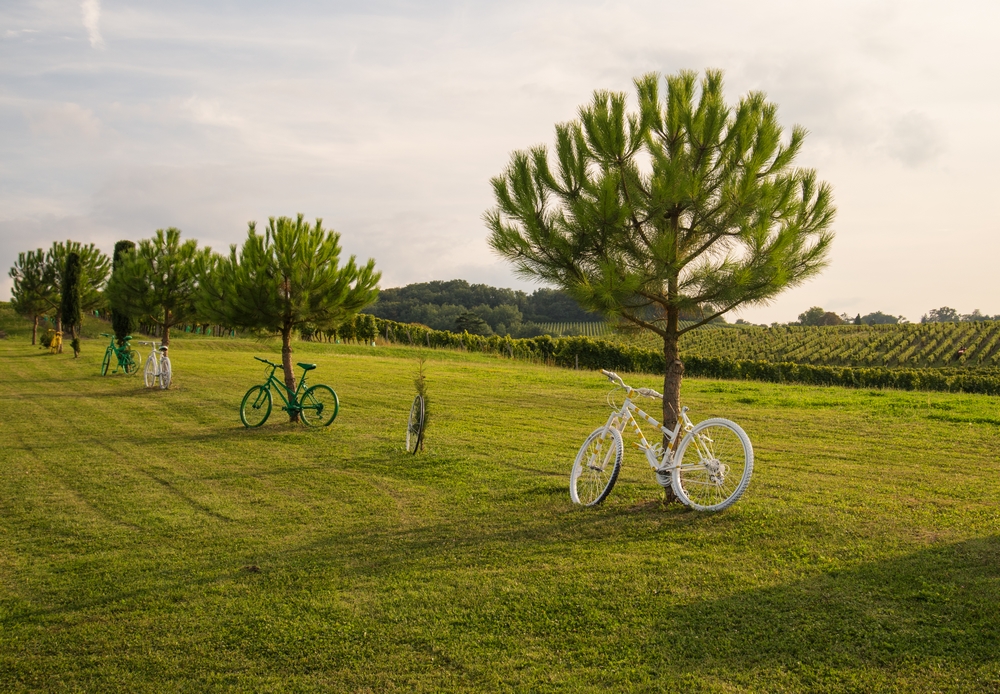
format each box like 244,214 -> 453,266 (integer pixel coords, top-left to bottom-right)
407,395 -> 425,453
144,353 -> 157,387
159,355 -> 171,389
101,348 -> 112,376
300,385 -> 339,426
240,385 -> 272,428
570,426 -> 623,507
672,418 -> 753,512
124,349 -> 140,376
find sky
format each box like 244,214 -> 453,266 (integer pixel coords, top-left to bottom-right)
2,0 -> 999,323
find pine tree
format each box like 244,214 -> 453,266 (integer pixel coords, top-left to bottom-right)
105,229 -> 204,346
196,215 -> 380,421
486,70 -> 835,491
8,249 -> 54,345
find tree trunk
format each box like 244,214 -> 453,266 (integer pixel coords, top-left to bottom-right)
31,315 -> 38,345
281,324 -> 299,422
161,310 -> 171,346
55,313 -> 63,353
662,318 -> 683,504
71,324 -> 80,357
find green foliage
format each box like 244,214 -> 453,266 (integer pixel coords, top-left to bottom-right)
454,311 -> 492,336
110,240 -> 136,344
60,252 -> 82,348
486,69 -> 835,428
364,315 -> 1000,395
859,311 -> 904,325
105,229 -> 203,346
365,280 -> 597,335
197,214 -> 380,405
44,240 -> 111,321
8,248 -> 53,344
798,307 -> 844,326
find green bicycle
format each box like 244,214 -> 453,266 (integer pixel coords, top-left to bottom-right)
100,333 -> 139,376
240,357 -> 340,428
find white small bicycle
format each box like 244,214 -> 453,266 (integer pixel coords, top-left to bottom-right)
571,370 -> 753,511
137,341 -> 171,390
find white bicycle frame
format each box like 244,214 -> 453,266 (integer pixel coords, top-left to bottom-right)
137,341 -> 169,388
599,369 -> 695,473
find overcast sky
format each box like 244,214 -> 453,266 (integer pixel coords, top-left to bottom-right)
2,0 -> 998,323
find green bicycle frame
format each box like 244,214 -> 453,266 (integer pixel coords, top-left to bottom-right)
100,333 -> 137,375
241,356 -> 339,428
256,359 -> 310,413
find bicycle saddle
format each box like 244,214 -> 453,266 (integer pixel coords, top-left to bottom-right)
297,362 -> 317,371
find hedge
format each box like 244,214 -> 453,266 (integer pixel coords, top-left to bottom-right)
335,316 -> 1000,396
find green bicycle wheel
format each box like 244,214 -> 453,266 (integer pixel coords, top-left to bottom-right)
299,385 -> 339,426
123,349 -> 140,375
240,385 -> 272,428
101,348 -> 112,376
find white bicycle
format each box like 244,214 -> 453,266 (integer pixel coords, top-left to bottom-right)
571,370 -> 753,511
137,341 -> 171,389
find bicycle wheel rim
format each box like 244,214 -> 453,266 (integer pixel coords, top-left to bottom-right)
672,419 -> 753,512
570,427 -> 623,506
101,350 -> 111,376
124,350 -> 140,375
300,385 -> 339,426
240,386 -> 272,427
160,356 -> 171,389
144,355 -> 156,388
407,395 -> 425,453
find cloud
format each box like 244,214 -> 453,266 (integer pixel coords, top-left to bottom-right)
81,0 -> 104,49
26,103 -> 101,139
887,111 -> 945,168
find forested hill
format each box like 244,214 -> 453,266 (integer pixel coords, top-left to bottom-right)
362,280 -> 598,336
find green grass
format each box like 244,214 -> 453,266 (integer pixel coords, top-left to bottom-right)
1,330 -> 1000,692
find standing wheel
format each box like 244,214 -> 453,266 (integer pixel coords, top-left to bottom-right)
299,385 -> 339,426
407,395 -> 425,453
570,426 -> 624,507
144,354 -> 157,388
101,349 -> 112,376
240,385 -> 272,428
124,349 -> 140,375
671,418 -> 753,512
159,355 -> 171,389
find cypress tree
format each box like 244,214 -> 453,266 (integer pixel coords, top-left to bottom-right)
60,252 -> 82,357
111,240 -> 136,344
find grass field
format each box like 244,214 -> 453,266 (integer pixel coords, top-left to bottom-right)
1,330 -> 999,692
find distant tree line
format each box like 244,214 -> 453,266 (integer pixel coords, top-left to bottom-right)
920,307 -> 1000,323
793,305 -> 1000,327
362,280 -> 601,337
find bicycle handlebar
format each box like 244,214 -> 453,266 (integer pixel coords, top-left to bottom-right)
600,369 -> 663,400
254,356 -> 279,368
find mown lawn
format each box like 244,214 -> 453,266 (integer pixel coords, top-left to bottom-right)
1,331 -> 999,692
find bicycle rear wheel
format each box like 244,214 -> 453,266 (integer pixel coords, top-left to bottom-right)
144,353 -> 157,388
671,418 -> 753,512
300,385 -> 339,426
124,349 -> 140,375
240,385 -> 272,427
159,355 -> 171,389
570,426 -> 623,507
407,395 -> 425,453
